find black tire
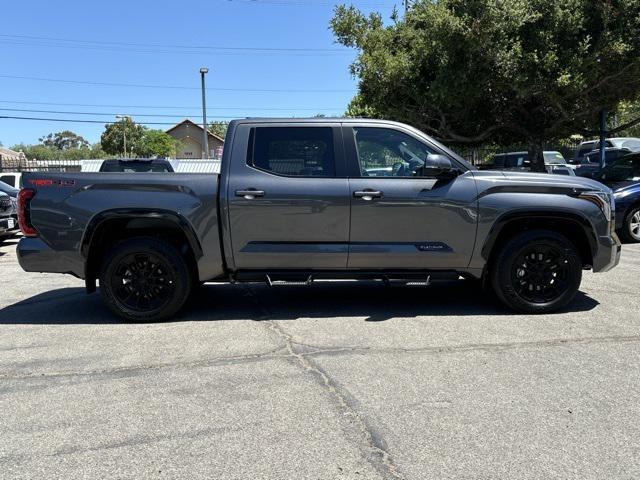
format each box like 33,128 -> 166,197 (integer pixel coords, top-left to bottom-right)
490,230 -> 582,314
619,205 -> 640,243
99,237 -> 192,322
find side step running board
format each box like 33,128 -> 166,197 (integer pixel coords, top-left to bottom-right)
384,276 -> 431,287
266,275 -> 313,287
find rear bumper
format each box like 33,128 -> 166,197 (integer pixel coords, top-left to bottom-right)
592,233 -> 621,273
17,237 -> 84,277
0,216 -> 18,237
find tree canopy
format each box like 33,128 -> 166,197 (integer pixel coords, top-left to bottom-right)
208,121 -> 228,140
12,143 -> 105,161
101,119 -> 178,157
137,129 -> 178,158
39,130 -> 89,150
331,0 -> 640,168
100,118 -> 146,156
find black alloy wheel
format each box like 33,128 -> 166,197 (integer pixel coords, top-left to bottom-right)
100,237 -> 192,322
491,230 -> 582,314
110,252 -> 176,313
511,245 -> 571,304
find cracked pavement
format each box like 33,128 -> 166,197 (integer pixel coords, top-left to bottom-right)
1,236 -> 639,479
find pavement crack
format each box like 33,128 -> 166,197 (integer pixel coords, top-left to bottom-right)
291,334 -> 640,359
266,320 -> 403,480
0,347 -> 289,381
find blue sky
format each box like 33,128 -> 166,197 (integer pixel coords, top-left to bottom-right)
0,0 -> 400,147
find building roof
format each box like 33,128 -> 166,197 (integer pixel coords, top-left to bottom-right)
165,119 -> 225,143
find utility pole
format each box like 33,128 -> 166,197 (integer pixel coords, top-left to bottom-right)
200,67 -> 210,159
115,115 -> 128,158
599,109 -> 607,169
404,0 -> 409,14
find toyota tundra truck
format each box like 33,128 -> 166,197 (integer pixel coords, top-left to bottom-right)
16,119 -> 621,321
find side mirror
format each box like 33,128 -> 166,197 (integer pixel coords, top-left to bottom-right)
414,154 -> 457,178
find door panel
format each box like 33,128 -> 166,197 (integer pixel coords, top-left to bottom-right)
348,174 -> 478,268
227,124 -> 350,269
345,126 -> 478,269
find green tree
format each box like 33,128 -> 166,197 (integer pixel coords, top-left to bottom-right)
208,121 -> 228,140
39,130 -> 89,150
137,129 -> 178,157
100,117 -> 145,156
11,142 -> 106,161
331,0 -> 640,170
613,98 -> 640,137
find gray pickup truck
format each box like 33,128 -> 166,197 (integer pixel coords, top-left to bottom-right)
17,119 -> 621,321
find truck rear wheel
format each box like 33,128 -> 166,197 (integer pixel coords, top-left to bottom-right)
490,230 -> 582,314
99,237 -> 192,322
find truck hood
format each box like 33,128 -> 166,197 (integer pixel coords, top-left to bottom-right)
494,170 -> 611,193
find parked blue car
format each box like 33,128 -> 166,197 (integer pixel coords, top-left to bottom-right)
596,152 -> 640,242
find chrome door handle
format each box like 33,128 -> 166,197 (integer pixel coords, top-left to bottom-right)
353,190 -> 383,200
235,189 -> 265,199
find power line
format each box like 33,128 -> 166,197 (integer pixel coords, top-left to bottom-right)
0,115 -> 173,125
0,108 -> 240,119
0,33 -> 349,54
0,39 -> 349,57
0,99 -> 344,112
0,74 -> 354,93
224,0 -> 394,7
0,115 -> 343,125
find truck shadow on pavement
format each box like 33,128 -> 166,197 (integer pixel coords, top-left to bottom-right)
0,280 -> 599,325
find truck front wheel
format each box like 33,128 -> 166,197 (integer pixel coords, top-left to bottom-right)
99,237 -> 192,322
490,230 -> 582,314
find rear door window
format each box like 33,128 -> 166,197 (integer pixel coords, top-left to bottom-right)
248,127 -> 336,177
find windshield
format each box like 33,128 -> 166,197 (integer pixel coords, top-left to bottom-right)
544,152 -> 566,164
100,161 -> 172,173
620,139 -> 640,152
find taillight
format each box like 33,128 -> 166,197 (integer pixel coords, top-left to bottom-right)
17,189 -> 37,237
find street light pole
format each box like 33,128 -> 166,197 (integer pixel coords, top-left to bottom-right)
200,67 -> 209,159
115,115 -> 128,158
599,108 -> 607,169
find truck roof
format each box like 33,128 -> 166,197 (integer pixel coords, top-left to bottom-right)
228,118 -> 473,169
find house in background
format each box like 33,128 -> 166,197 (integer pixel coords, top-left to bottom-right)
0,146 -> 26,171
165,119 -> 224,159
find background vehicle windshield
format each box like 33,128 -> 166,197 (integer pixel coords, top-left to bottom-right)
100,161 -> 173,173
543,152 -> 567,164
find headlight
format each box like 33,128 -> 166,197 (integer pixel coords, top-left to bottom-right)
578,190 -> 614,222
10,197 -> 17,214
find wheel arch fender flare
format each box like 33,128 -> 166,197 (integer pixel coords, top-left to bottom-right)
81,209 -> 203,292
481,210 -> 598,263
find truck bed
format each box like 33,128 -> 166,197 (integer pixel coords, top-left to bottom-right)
18,172 -> 225,281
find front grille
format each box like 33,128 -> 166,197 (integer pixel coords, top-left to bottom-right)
0,196 -> 11,214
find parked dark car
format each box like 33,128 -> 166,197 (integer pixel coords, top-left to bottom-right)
0,180 -> 19,198
485,151 -> 575,175
0,191 -> 18,242
595,152 -> 640,242
99,158 -> 175,173
569,147 -> 633,178
17,119 -> 620,321
574,137 -> 640,163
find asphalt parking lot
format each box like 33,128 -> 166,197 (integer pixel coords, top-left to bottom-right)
1,237 -> 639,480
